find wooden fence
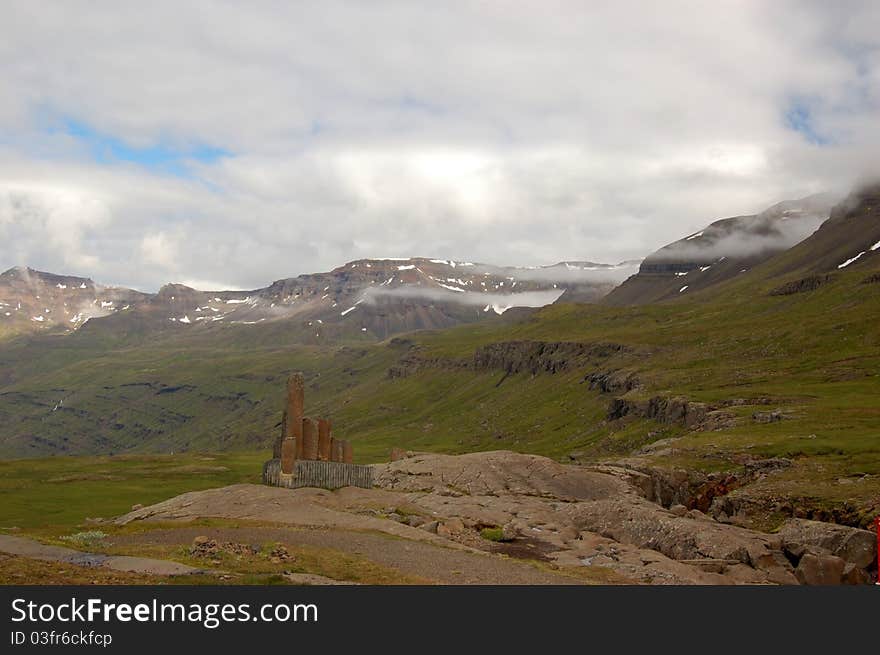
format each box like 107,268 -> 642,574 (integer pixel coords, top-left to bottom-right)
262,458 -> 373,490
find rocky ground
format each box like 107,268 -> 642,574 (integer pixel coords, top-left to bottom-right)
112,451 -> 877,585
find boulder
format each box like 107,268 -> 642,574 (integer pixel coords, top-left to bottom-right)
795,552 -> 846,585
558,526 -> 580,543
436,519 -> 465,538
842,562 -> 872,585
501,522 -> 518,541
778,518 -> 876,569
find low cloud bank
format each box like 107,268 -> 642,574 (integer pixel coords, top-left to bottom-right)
651,195 -> 837,262
477,261 -> 641,284
361,285 -> 564,314
653,219 -> 825,262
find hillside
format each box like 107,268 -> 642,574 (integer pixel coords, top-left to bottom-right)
604,193 -> 837,305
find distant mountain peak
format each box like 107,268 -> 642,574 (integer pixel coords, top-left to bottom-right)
1,255 -> 631,342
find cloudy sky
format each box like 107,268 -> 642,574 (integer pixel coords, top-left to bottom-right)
1,1 -> 878,291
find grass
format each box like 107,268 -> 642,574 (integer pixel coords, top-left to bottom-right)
480,527 -> 507,542
0,451 -> 264,530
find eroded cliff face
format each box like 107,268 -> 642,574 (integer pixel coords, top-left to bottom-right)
388,339 -> 632,377
472,341 -> 630,374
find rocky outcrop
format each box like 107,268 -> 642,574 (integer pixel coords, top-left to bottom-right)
752,409 -> 785,423
709,489 -> 876,531
769,274 -> 835,296
375,451 -> 625,501
583,370 -> 640,393
607,395 -> 709,428
778,518 -> 876,570
374,451 -> 807,584
570,498 -> 798,585
472,340 -> 629,375
116,451 -> 875,585
593,464 -> 705,508
387,352 -> 469,378
389,340 -> 630,378
599,458 -> 792,514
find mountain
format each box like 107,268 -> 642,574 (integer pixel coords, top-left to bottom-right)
603,193 -> 838,305
1,185 -> 878,533
748,183 -> 880,282
0,258 -> 638,343
0,266 -> 149,336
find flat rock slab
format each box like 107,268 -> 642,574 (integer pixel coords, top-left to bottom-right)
0,535 -> 85,561
284,572 -> 357,585
116,483 -> 469,550
101,555 -> 199,576
0,534 -> 201,576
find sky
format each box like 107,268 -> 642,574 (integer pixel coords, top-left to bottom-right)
1,1 -> 879,291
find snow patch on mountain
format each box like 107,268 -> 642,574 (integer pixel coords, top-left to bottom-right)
838,252 -> 865,268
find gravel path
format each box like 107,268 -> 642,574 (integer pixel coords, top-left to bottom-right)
113,526 -> 587,585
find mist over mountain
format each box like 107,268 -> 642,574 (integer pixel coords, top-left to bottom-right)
0,256 -> 635,342
604,193 -> 840,305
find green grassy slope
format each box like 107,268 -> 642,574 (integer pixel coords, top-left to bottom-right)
0,451 -> 264,531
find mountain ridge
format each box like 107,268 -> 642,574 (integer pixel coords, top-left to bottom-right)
0,257 -> 639,342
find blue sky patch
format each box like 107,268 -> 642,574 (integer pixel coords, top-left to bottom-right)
783,100 -> 830,146
55,118 -> 229,177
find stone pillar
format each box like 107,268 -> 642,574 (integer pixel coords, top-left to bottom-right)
330,438 -> 344,463
280,438 -> 296,474
342,440 -> 354,464
317,419 -> 332,461
273,409 -> 288,458
284,374 -> 305,442
302,418 -> 319,460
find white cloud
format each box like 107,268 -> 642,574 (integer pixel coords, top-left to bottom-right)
0,179 -> 111,271
0,2 -> 878,290
139,231 -> 179,272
